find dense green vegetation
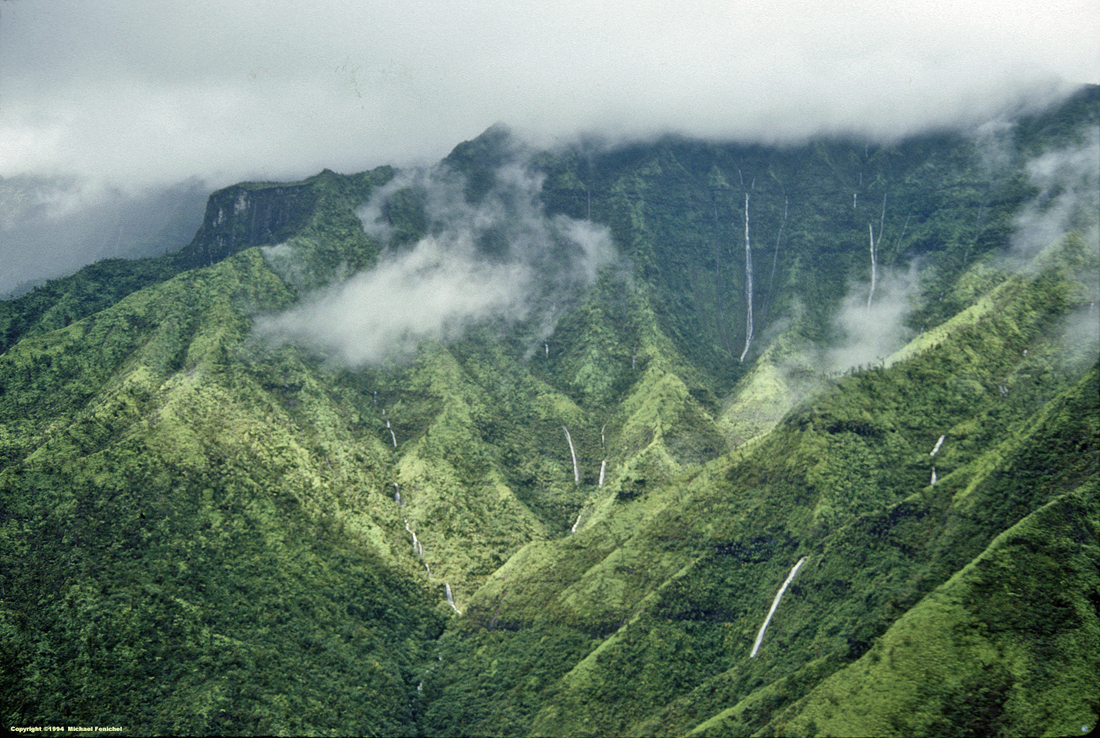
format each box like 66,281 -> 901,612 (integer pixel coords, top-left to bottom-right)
1,85 -> 1097,735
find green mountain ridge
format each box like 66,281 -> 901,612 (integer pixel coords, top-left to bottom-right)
1,86 -> 1097,736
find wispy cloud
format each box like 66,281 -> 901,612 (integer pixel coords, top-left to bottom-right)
1009,127 -> 1100,265
254,161 -> 616,364
821,262 -> 921,375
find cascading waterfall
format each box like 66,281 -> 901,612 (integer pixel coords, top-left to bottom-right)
445,583 -> 460,614
393,483 -> 401,506
598,423 -> 607,488
407,524 -> 421,557
929,434 -> 941,484
404,518 -> 427,564
570,511 -> 583,535
739,191 -> 754,362
878,193 -> 887,242
868,194 -> 886,309
867,222 -> 878,309
563,425 -> 579,485
750,556 -> 807,658
893,211 -> 911,255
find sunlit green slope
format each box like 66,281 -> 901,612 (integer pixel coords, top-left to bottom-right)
420,238 -> 1099,737
0,86 -> 1096,736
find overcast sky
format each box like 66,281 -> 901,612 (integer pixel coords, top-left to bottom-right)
2,0 -> 1097,191
0,0 -> 1096,292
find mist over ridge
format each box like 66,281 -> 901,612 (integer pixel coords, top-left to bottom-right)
255,158 -> 617,365
247,87 -> 1100,380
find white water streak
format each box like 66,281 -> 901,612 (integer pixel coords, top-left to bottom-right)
563,425 -> 579,484
405,524 -> 421,557
867,222 -> 878,309
750,556 -> 807,658
867,195 -> 887,309
445,583 -> 460,614
598,458 -> 607,488
931,467 -> 938,485
389,429 -> 397,447
930,435 -> 945,456
739,191 -> 754,362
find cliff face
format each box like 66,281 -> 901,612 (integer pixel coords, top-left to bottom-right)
175,181 -> 318,269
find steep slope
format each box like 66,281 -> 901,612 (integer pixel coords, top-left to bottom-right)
0,85 -> 1096,736
418,234 -> 1099,737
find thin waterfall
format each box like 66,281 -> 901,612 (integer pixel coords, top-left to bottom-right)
930,435 -> 945,456
739,191 -> 754,362
563,425 -> 579,485
867,222 -> 878,309
598,458 -> 607,488
868,194 -> 886,309
404,521 -> 422,558
405,518 -> 425,558
762,195 -> 788,320
893,211 -> 911,255
445,583 -> 460,614
750,556 -> 807,658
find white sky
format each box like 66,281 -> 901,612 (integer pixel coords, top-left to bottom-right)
1,0 -> 1097,192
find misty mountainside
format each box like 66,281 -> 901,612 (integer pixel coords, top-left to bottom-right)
1,85 -> 1097,737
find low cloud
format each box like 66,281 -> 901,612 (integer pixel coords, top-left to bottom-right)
822,263 -> 921,375
2,1 -> 1094,289
2,1 -> 1095,193
254,162 -> 616,365
1009,127 -> 1100,266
